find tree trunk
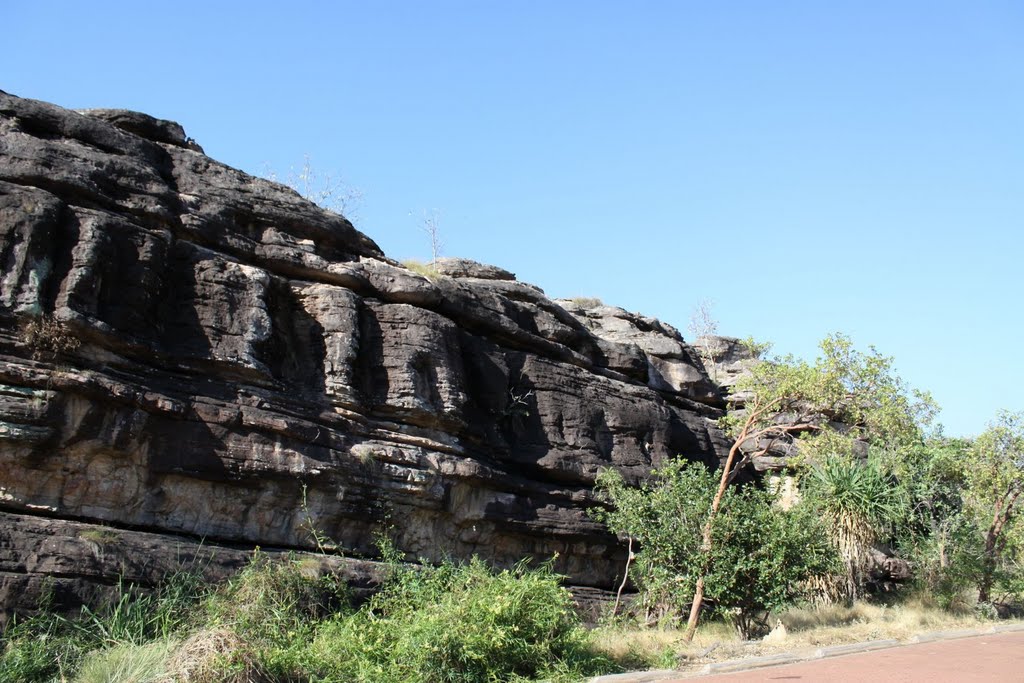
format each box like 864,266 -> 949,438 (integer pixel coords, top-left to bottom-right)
978,489 -> 1019,604
683,437 -> 745,641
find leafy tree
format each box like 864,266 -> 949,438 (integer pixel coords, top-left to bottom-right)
594,460 -> 836,638
889,438 -> 980,604
683,334 -> 933,639
967,411 -> 1024,603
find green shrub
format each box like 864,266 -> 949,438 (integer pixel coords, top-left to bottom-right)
305,557 -> 612,682
199,551 -> 349,678
3,552 -> 618,683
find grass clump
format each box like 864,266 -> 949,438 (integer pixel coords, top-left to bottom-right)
73,639 -> 174,683
402,259 -> 442,280
568,297 -> 603,308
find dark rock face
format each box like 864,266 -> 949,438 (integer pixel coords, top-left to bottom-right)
0,91 -> 727,622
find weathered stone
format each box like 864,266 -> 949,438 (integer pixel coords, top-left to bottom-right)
0,510 -> 386,630
692,335 -> 761,389
0,90 -> 729,623
560,299 -> 722,406
431,257 -> 516,281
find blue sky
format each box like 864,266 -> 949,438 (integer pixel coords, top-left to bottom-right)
7,2 -> 1022,437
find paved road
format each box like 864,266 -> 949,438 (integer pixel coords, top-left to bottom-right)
695,632 -> 1024,682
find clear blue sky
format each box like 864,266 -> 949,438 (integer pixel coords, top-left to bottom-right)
7,2 -> 1022,437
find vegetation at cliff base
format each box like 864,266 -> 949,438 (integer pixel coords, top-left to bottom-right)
0,552 -> 615,683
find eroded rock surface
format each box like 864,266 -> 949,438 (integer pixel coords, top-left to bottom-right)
0,91 -> 727,621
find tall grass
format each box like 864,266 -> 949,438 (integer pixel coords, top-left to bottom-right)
0,571 -> 205,683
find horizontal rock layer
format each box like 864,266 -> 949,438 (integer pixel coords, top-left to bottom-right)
0,91 -> 728,621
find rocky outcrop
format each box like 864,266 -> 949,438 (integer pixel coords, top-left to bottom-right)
691,335 -> 760,391
0,91 -> 728,622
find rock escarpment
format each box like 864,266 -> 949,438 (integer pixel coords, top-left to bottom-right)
0,91 -> 728,623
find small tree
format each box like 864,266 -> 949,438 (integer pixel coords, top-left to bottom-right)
265,155 -> 364,218
687,299 -> 719,381
968,411 -> 1024,603
419,209 -> 444,266
594,460 -> 835,638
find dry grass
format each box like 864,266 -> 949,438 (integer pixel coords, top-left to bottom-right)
777,598 -> 986,647
592,600 -> 1021,675
161,628 -> 263,683
402,259 -> 442,280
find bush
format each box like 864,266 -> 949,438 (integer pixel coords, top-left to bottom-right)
205,552 -> 348,645
305,557 -> 611,682
0,615 -> 89,683
20,314 -> 81,360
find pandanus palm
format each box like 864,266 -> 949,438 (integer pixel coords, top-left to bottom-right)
806,455 -> 904,602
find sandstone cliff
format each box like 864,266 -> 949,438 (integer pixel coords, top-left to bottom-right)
0,91 -> 728,623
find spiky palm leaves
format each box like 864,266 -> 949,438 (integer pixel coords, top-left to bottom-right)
806,456 -> 904,603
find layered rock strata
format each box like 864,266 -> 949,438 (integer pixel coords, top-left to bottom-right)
0,91 -> 727,622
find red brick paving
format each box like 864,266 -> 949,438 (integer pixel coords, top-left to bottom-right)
689,631 -> 1024,682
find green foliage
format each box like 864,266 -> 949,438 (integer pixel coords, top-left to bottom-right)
968,411 -> 1024,513
304,556 -> 610,682
3,550 -> 615,683
204,551 -> 349,662
594,459 -> 838,637
0,572 -> 204,683
738,336 -> 771,360
802,455 -> 906,601
73,639 -> 174,683
710,334 -> 938,607
965,411 -> 1024,602
723,333 -> 935,463
0,613 -> 89,683
889,438 -> 980,605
